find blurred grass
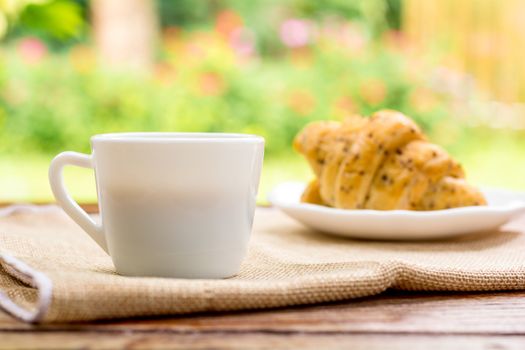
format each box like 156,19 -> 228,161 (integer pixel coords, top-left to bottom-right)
0,153 -> 310,204
448,134 -> 525,191
0,137 -> 523,206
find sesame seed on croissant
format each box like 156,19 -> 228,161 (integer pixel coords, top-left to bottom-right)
294,110 -> 486,210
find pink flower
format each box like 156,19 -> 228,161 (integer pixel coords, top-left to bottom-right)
199,72 -> 225,96
215,10 -> 243,39
280,19 -> 313,48
339,23 -> 366,52
230,27 -> 256,58
17,37 -> 47,64
321,21 -> 366,52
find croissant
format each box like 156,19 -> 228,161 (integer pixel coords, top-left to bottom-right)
294,110 -> 487,210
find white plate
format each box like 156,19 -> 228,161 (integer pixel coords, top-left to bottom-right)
268,182 -> 525,240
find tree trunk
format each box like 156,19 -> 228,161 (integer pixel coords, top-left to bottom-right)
91,0 -> 158,71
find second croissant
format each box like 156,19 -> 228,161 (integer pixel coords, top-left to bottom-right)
294,110 -> 487,211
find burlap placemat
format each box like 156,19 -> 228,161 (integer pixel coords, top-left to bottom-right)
1,205 -> 525,323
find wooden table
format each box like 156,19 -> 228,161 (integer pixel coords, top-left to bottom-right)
2,290 -> 525,349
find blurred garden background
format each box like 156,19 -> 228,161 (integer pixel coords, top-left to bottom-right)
0,0 -> 523,203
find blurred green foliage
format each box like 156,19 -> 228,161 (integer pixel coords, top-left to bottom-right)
0,0 -> 451,159
157,0 -> 401,55
17,0 -> 85,40
0,0 -> 523,202
0,0 -> 86,44
0,34 -> 451,157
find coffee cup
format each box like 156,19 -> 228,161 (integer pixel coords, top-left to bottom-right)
49,133 -> 264,279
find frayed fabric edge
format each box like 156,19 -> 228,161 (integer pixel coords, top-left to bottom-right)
0,252 -> 52,323
0,205 -> 57,323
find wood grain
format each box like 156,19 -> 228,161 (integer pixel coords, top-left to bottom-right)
2,333 -> 525,350
3,291 -> 525,349
3,290 -> 523,334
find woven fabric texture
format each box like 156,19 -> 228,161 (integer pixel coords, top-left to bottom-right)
1,206 -> 525,323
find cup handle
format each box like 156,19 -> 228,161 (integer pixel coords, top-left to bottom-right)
49,151 -> 108,253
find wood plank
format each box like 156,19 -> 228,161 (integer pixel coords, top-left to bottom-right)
3,291 -> 525,335
2,333 -> 525,350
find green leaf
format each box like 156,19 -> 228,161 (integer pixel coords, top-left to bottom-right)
18,0 -> 85,40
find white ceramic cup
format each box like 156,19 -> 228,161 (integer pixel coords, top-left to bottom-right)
49,133 -> 264,279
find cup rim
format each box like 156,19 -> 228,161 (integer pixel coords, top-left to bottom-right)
91,132 -> 265,144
